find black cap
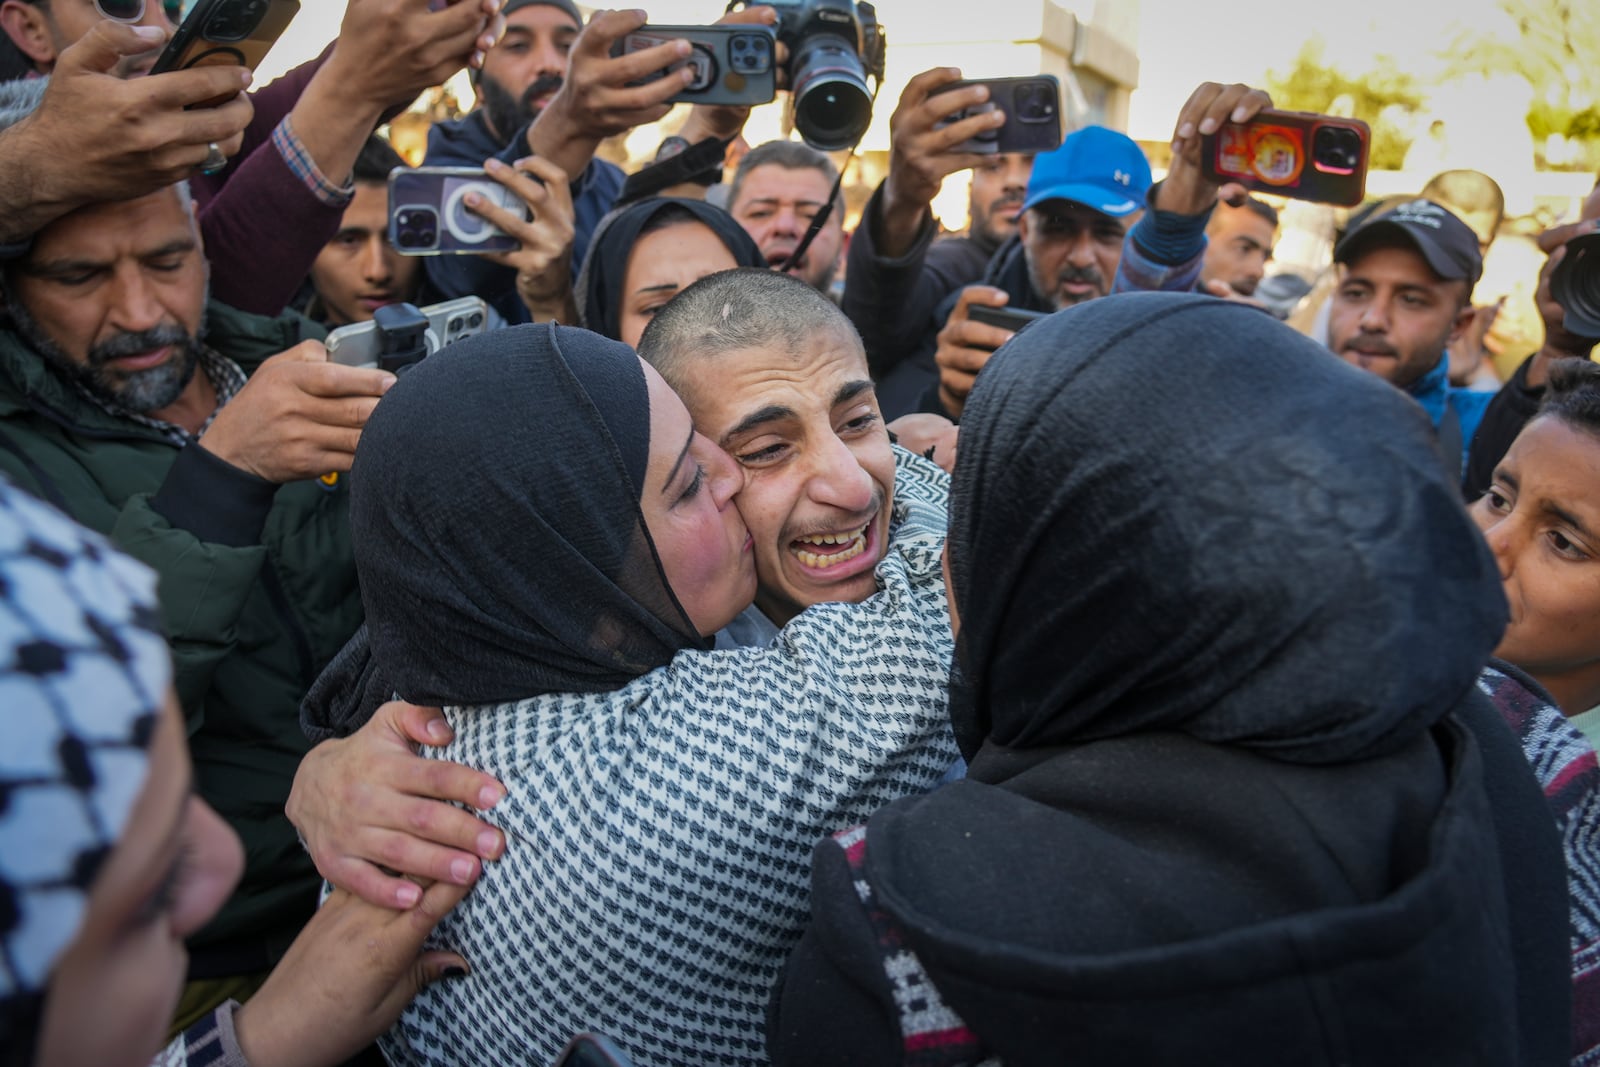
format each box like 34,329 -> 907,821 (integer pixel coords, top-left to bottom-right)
1334,199 -> 1483,289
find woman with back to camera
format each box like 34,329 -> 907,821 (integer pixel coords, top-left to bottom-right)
769,292 -> 1573,1066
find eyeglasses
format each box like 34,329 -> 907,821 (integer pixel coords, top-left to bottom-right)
92,0 -> 184,23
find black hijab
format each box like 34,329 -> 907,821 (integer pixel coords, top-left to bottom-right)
947,292 -> 1506,763
794,293 -> 1563,1065
575,197 -> 766,342
304,323 -> 706,732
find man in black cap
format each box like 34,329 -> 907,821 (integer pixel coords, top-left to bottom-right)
1325,197 -> 1488,470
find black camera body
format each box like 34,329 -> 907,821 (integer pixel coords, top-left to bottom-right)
1551,231 -> 1600,339
759,0 -> 885,150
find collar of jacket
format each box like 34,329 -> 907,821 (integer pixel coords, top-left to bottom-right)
0,300 -> 324,436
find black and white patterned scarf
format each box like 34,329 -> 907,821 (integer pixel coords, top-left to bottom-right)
383,448 -> 959,1067
0,477 -> 169,1051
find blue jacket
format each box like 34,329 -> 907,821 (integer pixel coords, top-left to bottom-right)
421,111 -> 624,325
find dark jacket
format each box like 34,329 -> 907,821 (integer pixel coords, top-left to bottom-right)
1464,355 -> 1545,500
421,111 -> 625,326
842,182 -> 998,407
0,303 -> 360,973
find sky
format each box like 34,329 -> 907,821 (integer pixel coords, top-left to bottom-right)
256,0 -> 1525,139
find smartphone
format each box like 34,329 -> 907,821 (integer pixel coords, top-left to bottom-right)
551,1033 -> 635,1067
388,167 -> 529,256
610,25 -> 777,107
1199,110 -> 1371,207
326,297 -> 493,372
149,0 -> 300,107
930,75 -> 1063,155
968,304 -> 1048,338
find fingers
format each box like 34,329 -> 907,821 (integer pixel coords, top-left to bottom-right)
578,7 -> 649,54
1172,82 -> 1270,152
328,854 -> 429,910
953,285 -> 1009,313
1537,217 -> 1599,255
67,20 -> 168,74
387,701 -> 455,748
365,825 -> 489,888
143,62 -> 256,112
716,4 -> 777,26
415,950 -> 471,989
293,361 -> 400,400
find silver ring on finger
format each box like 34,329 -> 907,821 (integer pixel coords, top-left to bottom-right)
199,142 -> 228,176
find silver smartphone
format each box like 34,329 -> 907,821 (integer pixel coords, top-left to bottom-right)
326,297 -> 494,371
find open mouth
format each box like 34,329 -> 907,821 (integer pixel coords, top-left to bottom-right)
792,520 -> 870,570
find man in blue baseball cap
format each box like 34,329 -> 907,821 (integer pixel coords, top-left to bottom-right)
922,124 -> 1152,419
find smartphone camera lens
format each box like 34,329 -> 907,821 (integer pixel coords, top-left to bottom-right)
1313,127 -> 1362,173
467,312 -> 484,328
205,0 -> 268,41
395,208 -> 438,251
731,33 -> 770,74
1013,84 -> 1057,124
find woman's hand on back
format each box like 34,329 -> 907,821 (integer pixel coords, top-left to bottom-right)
286,701 -> 507,909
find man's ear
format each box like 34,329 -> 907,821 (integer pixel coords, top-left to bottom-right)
1016,209 -> 1032,243
0,1 -> 59,68
1449,300 -> 1477,349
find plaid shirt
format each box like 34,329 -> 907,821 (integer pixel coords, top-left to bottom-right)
77,346 -> 248,447
271,114 -> 355,208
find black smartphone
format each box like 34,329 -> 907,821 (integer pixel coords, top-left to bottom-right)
1199,110 -> 1371,207
610,24 -> 777,107
149,0 -> 300,107
930,75 -> 1063,155
551,1033 -> 635,1067
968,304 -> 1048,337
388,167 -> 530,256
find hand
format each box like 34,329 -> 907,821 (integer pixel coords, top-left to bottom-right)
286,701 -> 507,909
322,0 -> 501,115
1525,221 -> 1600,387
878,68 -> 1005,256
1159,82 -> 1273,218
471,155 -> 579,323
231,883 -> 471,1067
527,9 -> 698,180
677,6 -> 784,146
0,22 -> 252,241
934,286 -> 1015,419
198,342 -> 395,483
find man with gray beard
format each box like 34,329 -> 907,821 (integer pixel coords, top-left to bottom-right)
0,174 -> 389,1029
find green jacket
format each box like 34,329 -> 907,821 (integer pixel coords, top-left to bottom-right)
0,302 -> 361,968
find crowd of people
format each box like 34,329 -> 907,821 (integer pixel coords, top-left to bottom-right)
0,0 -> 1598,1065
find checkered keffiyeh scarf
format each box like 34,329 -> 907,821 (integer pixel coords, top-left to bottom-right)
0,478 -> 169,1029
384,449 -> 960,1067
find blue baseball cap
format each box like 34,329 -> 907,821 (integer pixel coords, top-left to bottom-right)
1020,126 -> 1152,218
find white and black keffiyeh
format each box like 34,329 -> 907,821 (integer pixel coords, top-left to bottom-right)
384,450 -> 958,1067
0,478 -> 168,1024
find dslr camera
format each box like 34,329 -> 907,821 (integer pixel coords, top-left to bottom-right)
1551,230 -> 1600,339
753,0 -> 886,151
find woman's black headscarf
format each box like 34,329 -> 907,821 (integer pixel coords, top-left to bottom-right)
575,197 -> 766,342
947,292 -> 1506,764
782,294 -> 1567,1065
305,323 -> 707,732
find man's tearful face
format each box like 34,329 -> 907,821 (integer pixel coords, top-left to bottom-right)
677,328 -> 897,625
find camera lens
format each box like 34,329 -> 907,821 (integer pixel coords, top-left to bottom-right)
206,0 -> 268,41
468,312 -> 484,328
396,208 -> 437,250
1551,231 -> 1600,338
790,36 -> 872,151
1012,84 -> 1056,123
1313,127 -> 1361,172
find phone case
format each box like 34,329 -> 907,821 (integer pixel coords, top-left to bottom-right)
149,0 -> 300,106
1199,111 -> 1371,206
611,25 -> 777,107
388,168 -> 527,256
967,304 -> 1048,336
326,297 -> 492,369
930,76 -> 1063,155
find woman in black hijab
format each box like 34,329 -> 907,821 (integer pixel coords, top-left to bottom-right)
769,292 -> 1572,1066
575,196 -> 765,346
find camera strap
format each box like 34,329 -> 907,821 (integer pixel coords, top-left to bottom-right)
617,136 -> 733,207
